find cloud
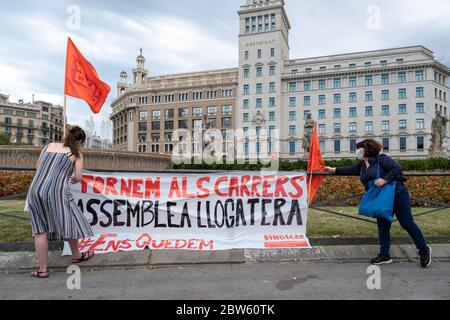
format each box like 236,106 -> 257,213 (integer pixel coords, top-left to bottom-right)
0,0 -> 448,140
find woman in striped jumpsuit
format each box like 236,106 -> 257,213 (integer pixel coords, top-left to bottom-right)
25,126 -> 94,278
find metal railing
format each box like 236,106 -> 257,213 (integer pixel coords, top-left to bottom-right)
0,167 -> 449,225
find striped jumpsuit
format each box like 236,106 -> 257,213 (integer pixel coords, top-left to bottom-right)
25,145 -> 93,241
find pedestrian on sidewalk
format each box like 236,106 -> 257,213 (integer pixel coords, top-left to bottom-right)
24,125 -> 94,279
324,139 -> 432,268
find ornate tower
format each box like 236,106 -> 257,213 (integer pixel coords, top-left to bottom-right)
237,0 -> 291,157
133,49 -> 148,87
117,71 -> 128,97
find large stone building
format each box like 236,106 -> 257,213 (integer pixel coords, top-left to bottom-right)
0,93 -> 64,146
110,55 -> 237,154
111,0 -> 450,159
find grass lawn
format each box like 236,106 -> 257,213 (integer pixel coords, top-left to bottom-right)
0,200 -> 449,243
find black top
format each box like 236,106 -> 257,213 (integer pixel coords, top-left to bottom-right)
335,154 -> 408,197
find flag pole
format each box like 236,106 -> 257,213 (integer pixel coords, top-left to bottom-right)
63,94 -> 67,137
307,122 -> 315,205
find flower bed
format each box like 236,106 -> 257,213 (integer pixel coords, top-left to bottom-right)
0,171 -> 449,206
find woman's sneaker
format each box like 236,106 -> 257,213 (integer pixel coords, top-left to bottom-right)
419,246 -> 432,268
371,255 -> 394,265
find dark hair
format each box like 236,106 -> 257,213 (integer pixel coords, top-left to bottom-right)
64,126 -> 86,158
356,139 -> 382,158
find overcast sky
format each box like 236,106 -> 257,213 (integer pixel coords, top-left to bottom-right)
1,0 -> 449,138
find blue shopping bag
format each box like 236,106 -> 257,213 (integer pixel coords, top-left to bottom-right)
358,160 -> 396,222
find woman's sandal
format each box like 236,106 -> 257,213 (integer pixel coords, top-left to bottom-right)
71,251 -> 95,264
30,270 -> 49,279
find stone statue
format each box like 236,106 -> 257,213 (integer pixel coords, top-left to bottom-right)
302,113 -> 315,157
429,110 -> 449,157
201,114 -> 212,151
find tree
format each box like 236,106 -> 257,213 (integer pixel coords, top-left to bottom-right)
0,132 -> 11,145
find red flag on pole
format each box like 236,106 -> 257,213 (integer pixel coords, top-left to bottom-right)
64,37 -> 111,114
307,122 -> 326,205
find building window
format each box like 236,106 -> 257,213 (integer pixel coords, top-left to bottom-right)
399,104 -> 407,114
269,82 -> 276,93
365,106 -> 373,117
319,140 -> 325,153
207,106 -> 217,116
416,103 -> 425,113
349,107 -> 357,118
244,68 -> 250,78
257,49 -> 262,59
289,141 -> 296,155
365,75 -> 373,86
319,95 -> 326,104
333,78 -> 341,89
256,98 -> 262,108
256,83 -> 263,94
398,72 -> 407,83
334,140 -> 341,154
304,96 -> 311,106
417,136 -> 425,150
243,85 -> 250,95
334,123 -> 341,133
270,66 -> 276,76
319,124 -> 326,134
222,105 -> 232,115
289,111 -> 296,121
289,82 -> 297,92
245,51 -> 249,60
416,87 -> 424,98
382,121 -> 390,131
289,125 -> 296,136
349,77 -> 357,87
289,97 -> 297,107
349,123 -> 357,133
269,97 -> 276,107
333,108 -> 341,118
416,71 -> 424,81
382,105 -> 390,115
381,74 -> 389,85
304,81 -> 311,91
383,138 -> 390,151
269,112 -> 276,122
365,91 -> 373,101
333,94 -> 341,104
382,90 -> 390,100
350,139 -> 357,153
243,113 -> 249,123
193,107 -> 202,117
271,48 -> 275,57
243,100 -> 249,109
319,80 -> 326,90
399,137 -> 407,151
399,120 -> 407,130
416,119 -> 425,130
319,109 -> 326,119
256,67 -> 263,77
365,122 -> 373,132
349,92 -> 357,102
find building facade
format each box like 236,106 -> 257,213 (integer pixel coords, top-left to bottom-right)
111,56 -> 237,154
112,0 -> 450,159
0,93 -> 64,146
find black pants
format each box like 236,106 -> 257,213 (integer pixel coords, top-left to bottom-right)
377,191 -> 427,257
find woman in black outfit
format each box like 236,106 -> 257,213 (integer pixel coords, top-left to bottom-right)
325,139 -> 432,268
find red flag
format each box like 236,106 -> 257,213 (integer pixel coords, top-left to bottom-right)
64,37 -> 111,114
307,122 -> 326,205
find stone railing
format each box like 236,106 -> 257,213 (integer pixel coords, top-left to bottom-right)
0,146 -> 171,171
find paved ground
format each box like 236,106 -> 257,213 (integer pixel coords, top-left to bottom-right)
1,261 -> 449,300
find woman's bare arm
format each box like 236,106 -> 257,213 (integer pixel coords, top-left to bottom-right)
73,152 -> 84,183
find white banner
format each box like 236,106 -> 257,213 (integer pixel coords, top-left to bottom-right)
63,171 -> 310,255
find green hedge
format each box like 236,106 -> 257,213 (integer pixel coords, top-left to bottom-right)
173,157 -> 450,172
